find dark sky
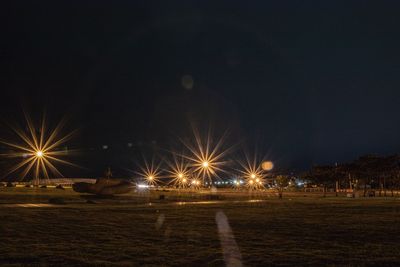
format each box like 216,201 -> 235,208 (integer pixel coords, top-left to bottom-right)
2,1 -> 400,176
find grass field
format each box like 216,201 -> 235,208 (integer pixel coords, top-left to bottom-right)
1,188 -> 400,266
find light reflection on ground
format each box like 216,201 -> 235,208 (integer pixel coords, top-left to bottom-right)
0,199 -> 267,208
1,203 -> 57,208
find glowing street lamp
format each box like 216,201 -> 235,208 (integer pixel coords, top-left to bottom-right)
166,161 -> 190,188
35,150 -> 44,158
136,157 -> 162,186
233,179 -> 241,188
237,153 -> 267,190
142,172 -> 160,185
164,152 -> 190,188
0,113 -> 77,185
180,126 -> 232,184
190,173 -> 202,189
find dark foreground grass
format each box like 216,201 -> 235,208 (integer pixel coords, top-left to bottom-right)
1,189 -> 400,266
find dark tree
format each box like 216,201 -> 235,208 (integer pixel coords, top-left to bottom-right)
275,175 -> 289,199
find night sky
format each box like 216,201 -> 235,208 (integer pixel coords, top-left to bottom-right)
2,1 -> 400,177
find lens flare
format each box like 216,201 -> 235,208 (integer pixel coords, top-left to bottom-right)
261,161 -> 274,171
0,112 -> 78,184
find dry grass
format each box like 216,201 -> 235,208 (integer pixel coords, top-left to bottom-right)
1,188 -> 400,266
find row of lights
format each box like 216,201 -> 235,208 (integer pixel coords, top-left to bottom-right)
1,112 -> 276,187
143,159 -> 270,189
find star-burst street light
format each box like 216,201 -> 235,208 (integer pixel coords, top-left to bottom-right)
136,157 -> 163,186
237,152 -> 271,190
244,171 -> 264,189
190,173 -> 202,189
0,113 -> 77,185
181,126 -> 233,183
165,153 -> 190,188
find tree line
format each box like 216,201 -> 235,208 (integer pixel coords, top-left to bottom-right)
301,154 -> 400,197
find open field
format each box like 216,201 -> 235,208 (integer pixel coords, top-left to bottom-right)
1,188 -> 400,266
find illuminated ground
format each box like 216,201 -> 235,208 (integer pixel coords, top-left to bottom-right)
1,188 -> 400,266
